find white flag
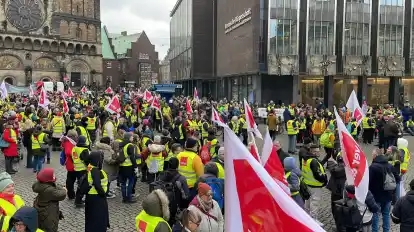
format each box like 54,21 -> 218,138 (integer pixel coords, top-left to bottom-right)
0,81 -> 8,100
346,90 -> 364,126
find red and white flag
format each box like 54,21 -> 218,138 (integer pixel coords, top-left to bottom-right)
334,107 -> 369,203
105,95 -> 121,115
362,100 -> 368,115
223,126 -> 325,232
194,87 -> 199,102
249,142 -> 261,163
143,90 -> 153,101
67,87 -> 74,98
29,85 -> 35,98
81,86 -> 87,93
62,97 -> 69,114
38,87 -> 49,109
261,128 -> 289,194
346,90 -> 364,126
150,96 -> 161,111
244,98 -> 262,139
185,98 -> 193,114
105,87 -> 114,94
61,91 -> 68,99
211,107 -> 225,126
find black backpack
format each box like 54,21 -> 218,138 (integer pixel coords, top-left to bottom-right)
332,198 -> 366,229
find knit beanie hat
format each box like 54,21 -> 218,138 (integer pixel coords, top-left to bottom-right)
185,138 -> 198,149
37,168 -> 56,183
198,183 -> 212,196
168,157 -> 179,170
0,172 -> 14,192
154,135 -> 162,144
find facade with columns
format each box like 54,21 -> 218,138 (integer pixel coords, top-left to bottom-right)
0,0 -> 102,88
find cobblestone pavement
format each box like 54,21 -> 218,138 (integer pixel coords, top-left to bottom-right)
2,128 -> 413,231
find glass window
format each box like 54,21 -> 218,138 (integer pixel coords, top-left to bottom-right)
333,77 -> 358,106
411,0 -> 414,57
367,78 -> 390,105
379,0 -> 404,56
301,77 -> 324,106
269,0 -> 298,55
307,0 -> 336,55
402,78 -> 414,105
344,0 -> 371,55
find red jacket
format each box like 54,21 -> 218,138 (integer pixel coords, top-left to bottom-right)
2,128 -> 18,157
61,139 -> 75,171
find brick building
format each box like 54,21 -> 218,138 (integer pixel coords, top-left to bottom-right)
101,28 -> 160,88
0,0 -> 102,87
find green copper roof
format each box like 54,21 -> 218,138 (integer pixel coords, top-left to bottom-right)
109,32 -> 141,57
101,26 -> 115,59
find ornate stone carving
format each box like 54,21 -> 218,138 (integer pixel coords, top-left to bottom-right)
343,56 -> 371,76
378,56 -> 404,76
306,55 -> 336,76
33,57 -> 59,70
6,0 -> 45,32
0,55 -> 22,70
268,55 -> 298,75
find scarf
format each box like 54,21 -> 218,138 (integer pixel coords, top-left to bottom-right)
0,193 -> 16,207
196,195 -> 213,212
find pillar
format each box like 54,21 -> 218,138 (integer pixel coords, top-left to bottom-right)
357,76 -> 367,104
324,76 -> 334,109
292,75 -> 299,104
254,74 -> 262,104
389,77 -> 401,107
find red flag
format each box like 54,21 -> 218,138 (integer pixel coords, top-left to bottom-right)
38,87 -> 49,109
67,87 -> 74,98
211,107 -> 225,125
249,143 -> 260,162
150,97 -> 161,111
335,107 -> 369,203
105,87 -> 113,94
185,98 -> 193,114
81,86 -> 87,93
143,90 -> 153,101
63,97 -> 69,113
194,87 -> 199,102
244,98 -> 262,139
105,95 -> 121,114
223,126 -> 325,232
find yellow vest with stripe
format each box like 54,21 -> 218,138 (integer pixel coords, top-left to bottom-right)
77,126 -> 90,146
177,150 -> 198,188
230,121 -> 239,134
135,144 -> 142,165
301,158 -> 325,187
178,124 -> 184,139
142,137 -> 151,150
351,122 -> 358,135
162,107 -> 171,116
135,210 -> 172,232
400,147 -> 410,173
71,147 -> 88,171
240,118 -> 247,129
146,152 -> 164,172
208,139 -> 218,159
8,129 -> 16,143
362,117 -> 370,129
86,117 -> 96,130
120,143 -> 134,167
1,215 -> 44,232
216,162 -> 225,179
285,171 -> 299,196
0,195 -> 24,217
31,133 -> 46,150
52,117 -> 64,134
103,120 -> 115,137
87,167 -> 108,194
287,120 -> 298,135
131,115 -> 138,124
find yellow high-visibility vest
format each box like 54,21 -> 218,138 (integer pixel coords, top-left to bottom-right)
87,166 -> 108,194
302,158 -> 325,187
31,133 -> 46,150
0,195 -> 24,216
177,150 -> 197,188
86,117 -> 96,130
71,147 -> 88,171
52,116 -> 64,134
120,143 -> 133,167
135,210 -> 172,232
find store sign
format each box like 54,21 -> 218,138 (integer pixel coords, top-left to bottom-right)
225,8 -> 252,34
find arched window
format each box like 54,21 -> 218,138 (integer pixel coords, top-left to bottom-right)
76,28 -> 82,39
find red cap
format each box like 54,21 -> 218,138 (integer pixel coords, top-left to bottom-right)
37,168 -> 56,183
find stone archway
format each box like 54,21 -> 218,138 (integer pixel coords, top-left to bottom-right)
66,59 -> 91,87
3,76 -> 15,85
41,77 -> 54,82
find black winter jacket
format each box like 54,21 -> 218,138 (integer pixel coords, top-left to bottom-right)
392,190 -> 414,232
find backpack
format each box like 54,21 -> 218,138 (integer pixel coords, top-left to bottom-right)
203,177 -> 224,209
299,177 -> 311,200
59,150 -> 66,166
320,132 -> 331,147
384,169 -> 397,191
199,142 -> 212,164
332,198 -> 366,229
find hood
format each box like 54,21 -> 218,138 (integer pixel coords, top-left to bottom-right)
204,162 -> 219,177
148,144 -> 165,153
10,206 -> 38,232
77,136 -> 87,147
162,170 -> 180,182
142,189 -> 170,221
290,167 -> 302,177
95,142 -> 113,151
89,151 -> 103,168
283,157 -> 296,171
373,154 -> 389,164
406,190 -> 414,204
32,181 -> 55,194
397,138 -> 408,149
32,129 -> 42,136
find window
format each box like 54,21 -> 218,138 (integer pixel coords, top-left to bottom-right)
343,0 -> 371,55
379,0 -> 404,56
106,61 -> 112,68
76,28 -> 82,39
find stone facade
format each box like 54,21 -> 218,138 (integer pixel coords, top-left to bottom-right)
0,0 -> 102,87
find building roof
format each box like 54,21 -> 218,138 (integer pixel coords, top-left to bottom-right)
101,26 -> 116,59
109,32 -> 142,56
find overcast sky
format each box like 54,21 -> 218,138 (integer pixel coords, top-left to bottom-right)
101,0 -> 176,60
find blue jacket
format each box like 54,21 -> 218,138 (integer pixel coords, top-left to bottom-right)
369,155 -> 399,204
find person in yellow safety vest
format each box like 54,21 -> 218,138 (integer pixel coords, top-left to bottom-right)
239,115 -> 248,145
103,114 -> 117,141
267,101 -> 275,112
84,151 -> 110,231
142,102 -> 149,112
320,126 -> 335,160
349,118 -> 358,140
287,116 -> 299,154
142,135 -> 167,183
229,116 -> 240,136
119,132 -> 138,204
284,157 -> 304,208
31,126 -> 50,172
397,138 -> 410,175
288,105 -> 295,117
125,106 -> 133,119
86,112 -> 97,147
99,98 -> 106,108
164,143 -> 184,170
130,111 -> 138,125
362,114 -> 374,144
135,189 -> 172,232
312,116 -> 326,146
154,110 -> 162,132
162,104 -> 172,123
301,145 -> 327,221
71,135 -> 90,207
0,172 -> 24,217
204,129 -> 219,161
297,115 -> 307,144
213,147 -> 225,179
50,112 -> 65,151
76,118 -> 91,149
0,206 -> 45,232
177,138 -> 204,190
